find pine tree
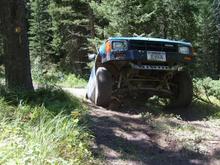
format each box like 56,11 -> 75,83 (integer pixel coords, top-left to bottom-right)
152,0 -> 198,40
90,0 -> 198,40
195,0 -> 219,77
90,0 -> 156,37
49,0 -> 92,74
29,0 -> 52,74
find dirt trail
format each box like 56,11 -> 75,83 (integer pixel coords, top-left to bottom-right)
66,88 -> 220,165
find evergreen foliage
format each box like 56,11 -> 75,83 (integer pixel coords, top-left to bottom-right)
195,0 -> 219,77
29,0 -> 52,74
1,0 -> 220,78
0,35 -> 3,65
213,0 -> 220,73
48,0 -> 91,74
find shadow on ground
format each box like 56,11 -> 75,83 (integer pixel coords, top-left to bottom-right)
89,96 -> 220,165
0,85 -> 82,115
109,95 -> 220,121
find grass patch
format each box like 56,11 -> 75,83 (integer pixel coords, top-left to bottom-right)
32,68 -> 87,88
0,86 -> 95,164
58,74 -> 87,88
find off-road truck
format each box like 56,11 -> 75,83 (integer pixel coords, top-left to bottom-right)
86,37 -> 194,108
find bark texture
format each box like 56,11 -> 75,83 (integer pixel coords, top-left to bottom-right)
0,0 -> 33,90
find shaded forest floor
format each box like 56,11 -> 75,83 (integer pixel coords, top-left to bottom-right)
67,88 -> 220,165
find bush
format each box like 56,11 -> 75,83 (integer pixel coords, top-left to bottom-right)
194,77 -> 220,100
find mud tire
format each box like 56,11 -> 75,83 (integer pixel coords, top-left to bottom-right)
95,67 -> 112,107
168,71 -> 193,108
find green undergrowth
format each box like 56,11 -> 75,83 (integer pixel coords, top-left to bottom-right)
0,86 -> 95,165
194,77 -> 220,100
32,68 -> 87,88
58,74 -> 87,88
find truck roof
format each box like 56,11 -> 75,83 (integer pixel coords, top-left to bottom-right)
109,37 -> 192,46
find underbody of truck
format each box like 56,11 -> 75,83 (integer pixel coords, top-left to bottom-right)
87,37 -> 194,108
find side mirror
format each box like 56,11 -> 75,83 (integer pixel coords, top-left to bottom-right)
88,53 -> 96,61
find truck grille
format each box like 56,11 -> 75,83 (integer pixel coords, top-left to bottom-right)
129,40 -> 178,53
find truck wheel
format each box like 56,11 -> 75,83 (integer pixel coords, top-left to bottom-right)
168,71 -> 193,108
95,67 -> 112,107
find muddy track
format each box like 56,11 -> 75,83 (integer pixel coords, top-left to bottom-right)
64,88 -> 220,165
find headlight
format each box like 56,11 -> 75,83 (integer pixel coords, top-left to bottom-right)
112,41 -> 128,51
179,46 -> 190,55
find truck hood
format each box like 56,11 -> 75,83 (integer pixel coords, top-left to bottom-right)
109,37 -> 192,47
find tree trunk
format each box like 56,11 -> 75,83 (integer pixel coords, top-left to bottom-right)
0,0 -> 33,90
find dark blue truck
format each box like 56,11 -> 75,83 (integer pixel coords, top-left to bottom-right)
87,37 -> 194,108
